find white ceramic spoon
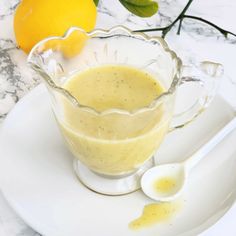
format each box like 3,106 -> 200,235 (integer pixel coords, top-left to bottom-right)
141,117 -> 236,202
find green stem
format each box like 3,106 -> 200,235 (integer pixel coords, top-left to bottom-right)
134,0 -> 194,37
177,17 -> 183,35
134,0 -> 236,39
161,0 -> 194,37
182,15 -> 236,38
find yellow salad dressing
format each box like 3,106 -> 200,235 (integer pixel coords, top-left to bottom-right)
129,201 -> 182,230
58,65 -> 170,176
154,177 -> 177,194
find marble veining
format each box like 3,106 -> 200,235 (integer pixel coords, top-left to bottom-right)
0,38 -> 40,120
0,0 -> 236,235
0,0 -> 18,19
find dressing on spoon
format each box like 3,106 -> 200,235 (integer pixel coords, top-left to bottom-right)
141,117 -> 236,202
154,177 -> 177,194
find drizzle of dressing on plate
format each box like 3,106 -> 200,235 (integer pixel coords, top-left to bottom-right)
129,201 -> 182,230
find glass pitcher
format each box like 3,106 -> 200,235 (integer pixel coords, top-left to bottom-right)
28,26 -> 223,195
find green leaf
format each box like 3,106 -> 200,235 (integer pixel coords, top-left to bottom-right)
93,0 -> 99,6
123,0 -> 155,6
119,0 -> 158,17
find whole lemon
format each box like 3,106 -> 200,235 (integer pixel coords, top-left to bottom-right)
14,0 -> 97,53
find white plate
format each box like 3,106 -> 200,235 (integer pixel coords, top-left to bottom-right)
0,84 -> 236,236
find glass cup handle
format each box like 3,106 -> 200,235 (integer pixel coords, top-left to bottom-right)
170,61 -> 224,130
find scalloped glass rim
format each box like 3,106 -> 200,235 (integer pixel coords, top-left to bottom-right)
27,26 -> 182,116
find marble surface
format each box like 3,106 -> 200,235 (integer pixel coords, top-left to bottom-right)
0,0 -> 236,235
